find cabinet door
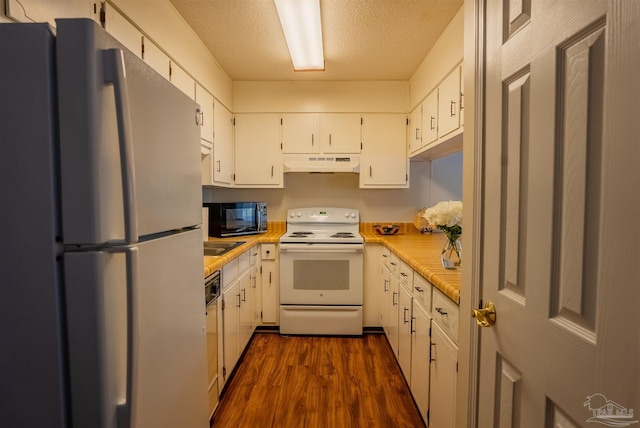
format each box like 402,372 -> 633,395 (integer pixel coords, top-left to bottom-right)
398,284 -> 413,380
142,37 -> 170,80
238,270 -> 252,350
205,301 -> 219,415
387,273 -> 400,357
360,114 -> 408,188
261,259 -> 278,324
222,281 -> 240,378
213,102 -> 233,186
411,300 -> 431,423
195,83 -> 214,143
234,114 -> 283,187
408,105 -> 422,154
104,4 -> 142,58
438,66 -> 461,138
170,61 -> 195,99
320,113 -> 361,154
281,113 -> 319,153
430,322 -> 458,428
422,89 -> 439,145
381,265 -> 391,334
249,264 -> 260,329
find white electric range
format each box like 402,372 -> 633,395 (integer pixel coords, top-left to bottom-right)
279,207 -> 364,335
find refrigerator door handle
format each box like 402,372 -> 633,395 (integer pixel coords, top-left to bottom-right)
103,49 -> 139,244
109,245 -> 139,428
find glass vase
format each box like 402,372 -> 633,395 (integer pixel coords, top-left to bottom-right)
441,235 -> 462,269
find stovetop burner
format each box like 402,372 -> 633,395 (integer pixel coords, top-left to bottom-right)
330,232 -> 355,238
280,207 -> 364,245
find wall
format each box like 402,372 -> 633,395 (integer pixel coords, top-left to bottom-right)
409,6 -> 464,109
234,80 -> 408,113
203,161 -> 431,222
430,151 -> 463,203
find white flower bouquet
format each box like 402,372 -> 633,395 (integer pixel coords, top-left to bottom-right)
421,201 -> 462,268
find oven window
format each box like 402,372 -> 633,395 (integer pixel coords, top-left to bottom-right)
293,260 -> 349,290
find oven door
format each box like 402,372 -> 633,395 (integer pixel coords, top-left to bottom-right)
279,243 -> 363,305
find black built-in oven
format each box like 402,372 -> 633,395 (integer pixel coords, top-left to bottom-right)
204,202 -> 267,237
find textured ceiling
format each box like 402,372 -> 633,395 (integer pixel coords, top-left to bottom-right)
169,0 -> 463,81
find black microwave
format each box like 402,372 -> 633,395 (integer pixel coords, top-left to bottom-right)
204,202 -> 267,237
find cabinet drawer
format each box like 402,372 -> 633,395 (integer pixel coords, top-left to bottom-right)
413,274 -> 432,311
249,245 -> 259,266
261,243 -> 276,260
432,287 -> 459,343
238,251 -> 250,274
222,258 -> 238,290
399,260 -> 413,288
381,247 -> 391,269
389,252 -> 400,277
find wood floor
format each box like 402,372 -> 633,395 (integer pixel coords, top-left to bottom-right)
212,332 -> 425,427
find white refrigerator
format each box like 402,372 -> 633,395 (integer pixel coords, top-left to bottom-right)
0,19 -> 209,427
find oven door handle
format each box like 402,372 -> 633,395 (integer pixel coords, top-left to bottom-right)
279,245 -> 363,253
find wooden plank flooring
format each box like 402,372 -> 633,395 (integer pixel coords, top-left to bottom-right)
212,333 -> 425,427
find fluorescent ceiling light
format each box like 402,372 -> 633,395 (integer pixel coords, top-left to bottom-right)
275,0 -> 325,71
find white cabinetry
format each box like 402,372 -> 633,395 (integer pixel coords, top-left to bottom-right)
169,62 -> 194,99
387,270 -> 400,358
438,65 -> 462,138
281,114 -> 318,154
398,283 -> 413,380
221,279 -> 240,383
142,36 -> 170,80
212,102 -> 233,186
430,322 -> 458,428
410,63 -> 464,160
320,113 -> 361,154
103,4 -> 142,58
234,114 -> 283,187
195,83 -> 214,144
408,105 -> 422,154
360,114 -> 408,188
411,299 -> 431,422
205,299 -> 219,417
422,89 -> 439,147
260,244 -> 278,324
380,248 -> 391,333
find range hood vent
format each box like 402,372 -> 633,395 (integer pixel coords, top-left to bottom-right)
283,154 -> 360,173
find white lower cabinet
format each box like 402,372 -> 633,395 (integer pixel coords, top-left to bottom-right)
429,322 -> 458,427
397,283 -> 413,380
410,299 -> 431,423
260,244 -> 278,324
369,244 -> 458,427
387,272 -> 400,358
221,280 -> 240,384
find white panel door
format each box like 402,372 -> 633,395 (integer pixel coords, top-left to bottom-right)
320,113 -> 361,154
213,102 -> 234,186
411,300 -> 431,423
142,36 -> 170,80
478,1 -> 640,426
360,114 -> 408,188
397,284 -> 413,380
281,113 -> 319,153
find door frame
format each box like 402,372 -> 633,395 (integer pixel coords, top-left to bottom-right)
457,0 -> 485,426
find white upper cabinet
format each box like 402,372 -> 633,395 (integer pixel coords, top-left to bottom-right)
212,102 -> 233,186
360,114 -> 408,188
319,114 -> 361,154
437,65 -> 462,138
408,105 -> 422,154
195,83 -> 214,143
281,114 -> 319,154
142,36 -> 170,81
422,89 -> 439,146
234,114 -> 283,187
170,61 -> 195,100
103,4 -> 142,58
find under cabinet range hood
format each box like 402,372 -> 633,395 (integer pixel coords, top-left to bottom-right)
282,154 -> 360,173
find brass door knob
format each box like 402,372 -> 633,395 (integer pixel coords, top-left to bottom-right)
472,302 -> 496,327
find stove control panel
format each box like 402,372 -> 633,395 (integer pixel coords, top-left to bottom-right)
286,207 -> 359,223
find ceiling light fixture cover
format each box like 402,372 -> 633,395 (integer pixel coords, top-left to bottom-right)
274,0 -> 324,71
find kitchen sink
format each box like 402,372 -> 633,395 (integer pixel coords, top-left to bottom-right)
203,241 -> 245,257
